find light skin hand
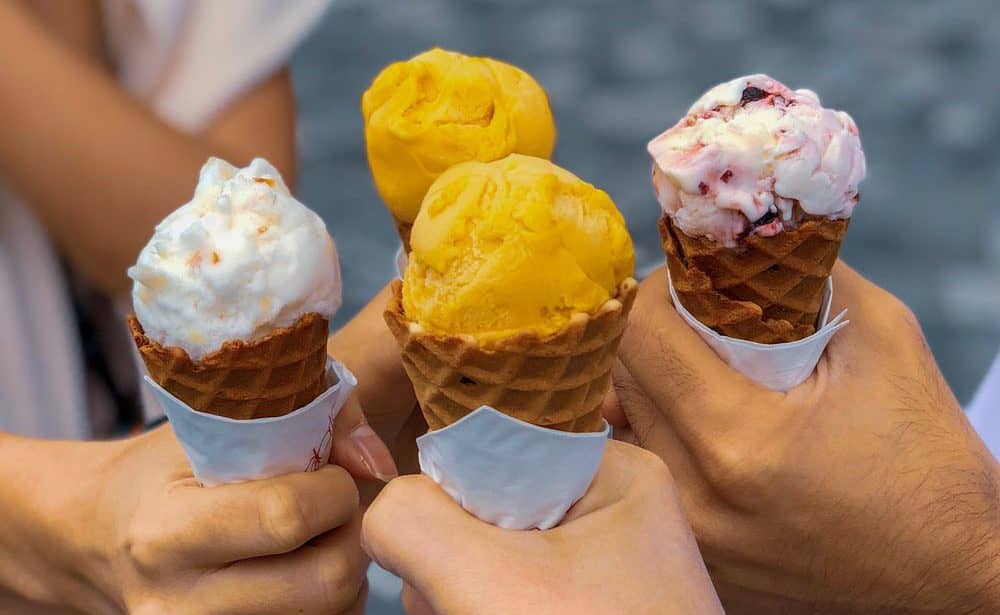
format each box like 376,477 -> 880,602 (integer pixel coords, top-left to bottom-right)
0,424 -> 373,614
329,388 -> 400,485
613,262 -> 1000,613
0,2 -> 297,295
327,283 -> 425,490
362,441 -> 724,615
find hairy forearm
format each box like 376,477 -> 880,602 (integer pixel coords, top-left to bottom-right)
0,433 -> 119,612
0,3 -> 294,295
889,448 -> 1000,613
956,465 -> 1000,612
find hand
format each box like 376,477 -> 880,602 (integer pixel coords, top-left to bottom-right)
328,392 -> 399,485
613,262 -> 1000,613
362,441 -> 723,615
328,282 -> 426,483
18,426 -> 369,614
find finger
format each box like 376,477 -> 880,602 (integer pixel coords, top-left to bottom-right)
828,259 -> 881,318
562,440 -> 675,522
561,440 -> 643,521
593,367 -> 713,531
359,406 -> 427,507
361,475 -> 494,590
196,515 -> 369,615
140,465 -> 359,568
327,283 -> 416,442
391,406 -> 427,476
610,360 -> 664,451
619,268 -> 766,432
401,583 -> 435,615
330,394 -> 398,483
601,384 -> 628,428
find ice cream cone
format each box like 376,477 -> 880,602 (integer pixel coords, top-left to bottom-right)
394,218 -> 413,253
129,312 -> 329,420
660,215 -> 848,344
363,49 -> 557,248
385,278 -> 637,433
646,74 -> 864,345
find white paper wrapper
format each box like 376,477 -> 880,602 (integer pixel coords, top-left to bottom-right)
394,243 -> 407,279
668,270 -> 848,391
399,244 -> 608,529
417,406 -> 610,530
144,358 -> 357,486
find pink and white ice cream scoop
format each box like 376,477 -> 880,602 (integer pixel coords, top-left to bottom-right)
647,74 -> 866,247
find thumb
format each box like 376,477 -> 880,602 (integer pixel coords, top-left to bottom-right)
330,394 -> 398,483
601,377 -> 629,428
362,475 -> 495,593
401,583 -> 435,615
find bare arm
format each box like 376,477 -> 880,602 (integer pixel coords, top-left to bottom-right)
0,1 -> 297,295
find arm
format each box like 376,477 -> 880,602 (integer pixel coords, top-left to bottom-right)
0,2 -> 297,295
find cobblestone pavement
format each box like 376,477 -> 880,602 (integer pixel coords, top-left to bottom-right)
292,2 -> 1000,611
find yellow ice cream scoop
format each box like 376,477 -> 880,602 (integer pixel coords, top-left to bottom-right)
402,154 -> 635,343
362,48 -> 557,227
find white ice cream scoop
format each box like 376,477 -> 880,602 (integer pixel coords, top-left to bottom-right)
129,157 -> 341,360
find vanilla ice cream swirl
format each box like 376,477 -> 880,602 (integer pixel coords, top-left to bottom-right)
129,158 -> 341,360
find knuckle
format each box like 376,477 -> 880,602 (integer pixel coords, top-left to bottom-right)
127,592 -> 178,615
318,553 -> 362,611
616,442 -> 671,477
258,484 -> 312,552
364,476 -> 423,544
123,519 -> 170,571
374,475 -> 422,508
637,449 -> 675,488
702,440 -> 762,493
324,465 -> 361,509
886,293 -> 920,327
400,584 -> 427,614
898,305 -> 925,339
873,291 -> 920,332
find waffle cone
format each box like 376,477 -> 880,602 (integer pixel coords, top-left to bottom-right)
384,279 -> 637,433
394,218 -> 412,253
128,313 -> 329,419
659,215 -> 847,344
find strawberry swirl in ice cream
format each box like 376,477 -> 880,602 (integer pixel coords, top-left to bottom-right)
647,74 -> 866,247
128,158 -> 341,360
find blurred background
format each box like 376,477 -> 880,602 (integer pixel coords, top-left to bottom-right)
297,0 -> 1000,401
291,1 -> 999,611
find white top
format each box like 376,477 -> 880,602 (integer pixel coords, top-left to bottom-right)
968,348 -> 1000,459
0,0 -> 329,439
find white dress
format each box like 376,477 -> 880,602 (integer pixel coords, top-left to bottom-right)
0,0 -> 330,439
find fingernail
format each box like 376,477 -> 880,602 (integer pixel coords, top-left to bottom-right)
351,423 -> 398,483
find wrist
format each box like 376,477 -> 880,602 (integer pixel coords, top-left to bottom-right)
0,433 -> 122,612
955,465 -> 1000,610
928,453 -> 1000,612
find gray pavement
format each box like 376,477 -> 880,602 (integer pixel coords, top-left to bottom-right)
291,2 -> 1000,611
